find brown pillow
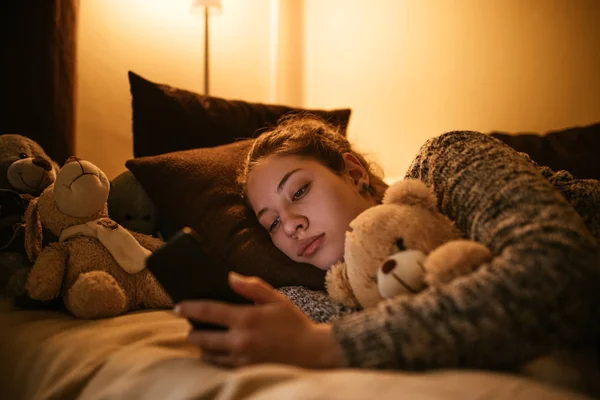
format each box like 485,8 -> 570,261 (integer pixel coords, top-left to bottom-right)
129,71 -> 351,157
126,140 -> 327,290
489,121 -> 600,180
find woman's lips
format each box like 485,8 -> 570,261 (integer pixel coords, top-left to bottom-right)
297,234 -> 325,257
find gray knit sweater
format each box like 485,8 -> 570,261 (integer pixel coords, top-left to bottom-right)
282,131 -> 600,371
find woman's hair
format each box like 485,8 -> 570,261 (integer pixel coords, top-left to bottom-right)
238,114 -> 384,199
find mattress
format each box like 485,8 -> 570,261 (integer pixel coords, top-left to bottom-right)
0,299 -> 592,400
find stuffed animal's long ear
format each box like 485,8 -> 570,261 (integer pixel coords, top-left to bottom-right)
51,160 -> 60,177
325,261 -> 361,308
24,197 -> 43,262
382,179 -> 437,210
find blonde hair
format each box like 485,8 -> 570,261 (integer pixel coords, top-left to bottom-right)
238,114 -> 384,199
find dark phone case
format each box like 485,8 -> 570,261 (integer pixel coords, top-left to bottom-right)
145,227 -> 252,330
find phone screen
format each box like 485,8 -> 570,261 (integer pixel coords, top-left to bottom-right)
146,227 -> 252,330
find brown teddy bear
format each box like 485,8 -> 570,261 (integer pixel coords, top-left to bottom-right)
1,134 -> 60,303
24,157 -> 173,319
326,178 -> 492,309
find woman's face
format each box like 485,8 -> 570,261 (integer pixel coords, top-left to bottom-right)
246,153 -> 375,270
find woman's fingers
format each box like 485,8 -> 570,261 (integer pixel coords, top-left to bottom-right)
228,272 -> 287,304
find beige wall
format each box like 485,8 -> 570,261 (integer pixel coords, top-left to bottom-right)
76,0 -> 279,180
77,0 -> 600,181
303,0 -> 600,179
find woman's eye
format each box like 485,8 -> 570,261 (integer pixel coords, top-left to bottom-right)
269,217 -> 280,232
293,184 -> 309,201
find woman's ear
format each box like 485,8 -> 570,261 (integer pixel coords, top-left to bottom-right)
342,153 -> 369,187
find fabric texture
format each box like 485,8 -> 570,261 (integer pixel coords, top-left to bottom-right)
519,153 -> 600,242
328,131 -> 599,376
490,122 -> 600,181
0,299 -> 593,400
126,140 -> 327,291
277,286 -> 357,323
128,71 -> 351,158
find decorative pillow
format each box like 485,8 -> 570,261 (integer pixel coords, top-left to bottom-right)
126,140 -> 327,290
128,71 -> 351,157
489,121 -> 600,181
126,72 -> 355,291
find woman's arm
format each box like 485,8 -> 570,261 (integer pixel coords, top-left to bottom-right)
332,131 -> 600,370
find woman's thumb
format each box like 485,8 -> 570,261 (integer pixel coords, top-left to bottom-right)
228,272 -> 285,304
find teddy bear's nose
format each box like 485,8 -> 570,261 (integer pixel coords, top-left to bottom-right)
32,156 -> 51,171
381,259 -> 396,274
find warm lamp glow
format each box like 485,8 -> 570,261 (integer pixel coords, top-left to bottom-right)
191,0 -> 222,15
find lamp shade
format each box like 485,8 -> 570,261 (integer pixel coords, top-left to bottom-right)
191,0 -> 222,11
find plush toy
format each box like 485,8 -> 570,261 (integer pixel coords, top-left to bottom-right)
0,134 -> 59,196
326,179 -> 492,309
325,178 -> 597,391
107,170 -> 159,237
24,157 -> 173,319
0,134 -> 60,300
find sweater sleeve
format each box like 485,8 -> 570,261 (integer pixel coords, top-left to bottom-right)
331,131 -> 600,370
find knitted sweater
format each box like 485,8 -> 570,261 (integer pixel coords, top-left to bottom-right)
286,131 -> 600,371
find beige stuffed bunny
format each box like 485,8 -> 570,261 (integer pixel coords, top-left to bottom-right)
24,157 -> 172,319
326,179 -> 492,309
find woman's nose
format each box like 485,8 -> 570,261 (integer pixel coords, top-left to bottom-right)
282,213 -> 307,238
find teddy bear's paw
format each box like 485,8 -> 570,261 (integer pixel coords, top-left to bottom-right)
139,271 -> 174,309
65,271 -> 128,319
424,240 -> 493,286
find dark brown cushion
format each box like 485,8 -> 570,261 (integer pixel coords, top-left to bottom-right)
126,72 -> 354,291
490,122 -> 600,180
126,140 -> 326,290
129,71 -> 351,157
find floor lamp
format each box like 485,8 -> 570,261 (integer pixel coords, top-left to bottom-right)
191,0 -> 222,95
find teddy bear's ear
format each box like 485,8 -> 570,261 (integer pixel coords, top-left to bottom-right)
51,160 -> 60,176
24,197 -> 43,262
325,261 -> 361,308
382,179 -> 437,210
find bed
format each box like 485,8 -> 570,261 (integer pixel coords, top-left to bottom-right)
1,73 -> 600,400
0,298 -> 594,400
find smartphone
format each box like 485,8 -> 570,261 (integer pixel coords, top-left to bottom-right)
145,226 -> 252,330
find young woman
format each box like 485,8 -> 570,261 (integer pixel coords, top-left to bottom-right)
175,116 -> 600,375
176,116 -> 382,368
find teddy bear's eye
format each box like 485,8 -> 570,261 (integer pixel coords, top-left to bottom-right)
395,238 -> 406,251
19,153 -> 28,159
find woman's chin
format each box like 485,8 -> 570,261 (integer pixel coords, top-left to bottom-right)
314,253 -> 344,271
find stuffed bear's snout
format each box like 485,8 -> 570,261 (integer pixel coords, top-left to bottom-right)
53,160 -> 110,218
377,250 -> 427,298
32,157 -> 52,171
381,259 -> 396,274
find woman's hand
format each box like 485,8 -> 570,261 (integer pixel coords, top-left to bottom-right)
174,272 -> 346,369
